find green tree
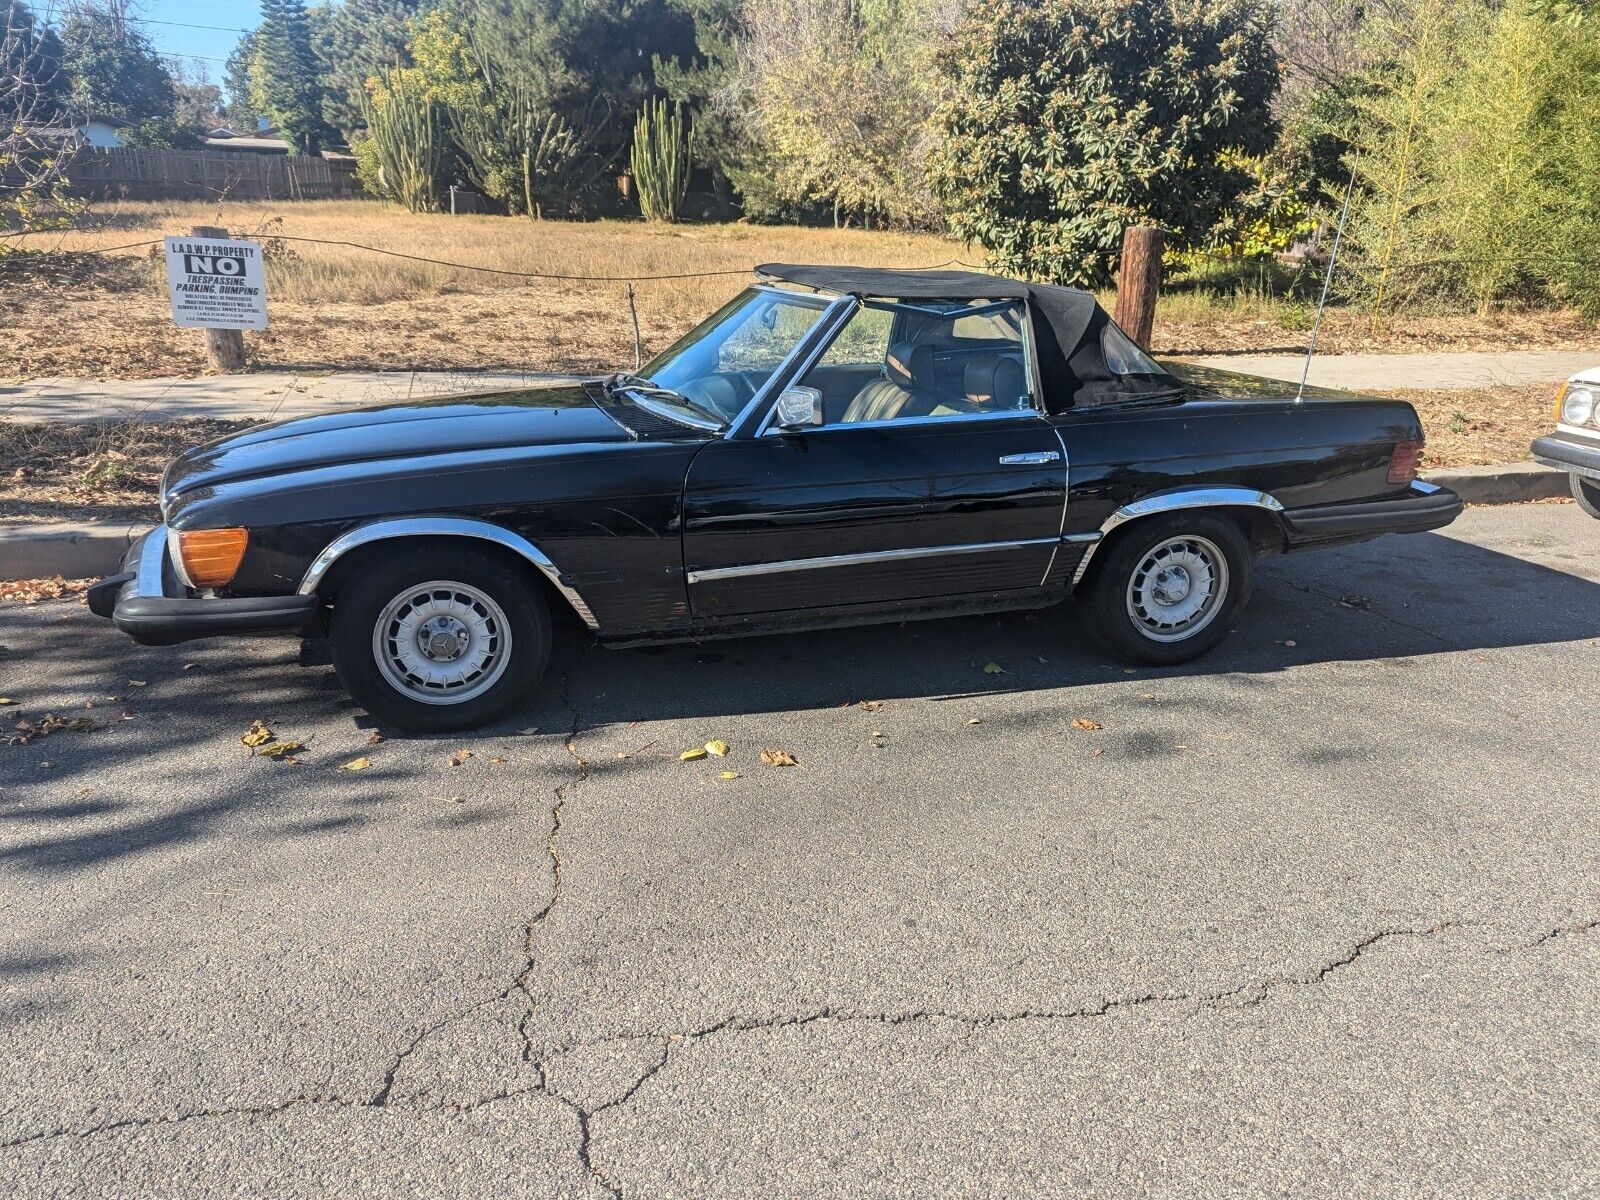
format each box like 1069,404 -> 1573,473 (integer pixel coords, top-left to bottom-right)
933,0 -> 1279,284
653,0 -> 738,200
251,0 -> 338,152
222,33 -> 261,128
57,3 -> 177,128
724,0 -> 949,227
322,0 -> 424,138
457,0 -> 695,148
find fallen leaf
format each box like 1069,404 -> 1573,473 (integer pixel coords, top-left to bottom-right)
182,663 -> 198,671
0,698 -> 13,706
680,746 -> 709,761
518,727 -> 540,736
718,770 -> 740,780
366,733 -> 384,746
760,749 -> 798,766
128,680 -> 147,687
258,740 -> 301,759
966,718 -> 982,725
860,700 -> 882,712
339,757 -> 371,771
1071,718 -> 1103,731
241,721 -> 273,748
448,749 -> 472,767
489,755 -> 506,764
704,740 -> 729,757
981,662 -> 1004,674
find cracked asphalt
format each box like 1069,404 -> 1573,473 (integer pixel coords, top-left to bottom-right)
2,502 -> 1598,1199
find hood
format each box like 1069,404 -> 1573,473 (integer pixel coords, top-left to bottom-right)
163,382 -> 631,505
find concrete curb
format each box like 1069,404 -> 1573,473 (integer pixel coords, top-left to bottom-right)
0,462 -> 1572,582
1421,462 -> 1569,505
0,520 -> 149,582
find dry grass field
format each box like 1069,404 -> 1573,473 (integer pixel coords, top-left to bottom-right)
6,200 -> 1599,381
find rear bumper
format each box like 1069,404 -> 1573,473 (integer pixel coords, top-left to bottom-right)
1282,480 -> 1464,546
90,528 -> 319,646
1531,433 -> 1600,481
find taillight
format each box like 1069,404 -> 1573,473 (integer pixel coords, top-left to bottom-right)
177,527 -> 249,588
1387,439 -> 1423,485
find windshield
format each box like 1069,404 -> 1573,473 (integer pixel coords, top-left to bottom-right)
635,287 -> 830,426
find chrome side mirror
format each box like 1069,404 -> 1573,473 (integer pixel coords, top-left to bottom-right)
775,385 -> 824,430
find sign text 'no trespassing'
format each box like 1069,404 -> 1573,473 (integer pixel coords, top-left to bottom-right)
163,236 -> 268,331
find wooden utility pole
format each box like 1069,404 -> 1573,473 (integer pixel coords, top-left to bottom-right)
1113,225 -> 1164,351
192,225 -> 247,372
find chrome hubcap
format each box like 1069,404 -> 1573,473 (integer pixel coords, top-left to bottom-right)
372,581 -> 512,705
1126,536 -> 1228,643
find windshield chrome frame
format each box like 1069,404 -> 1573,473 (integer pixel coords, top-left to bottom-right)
725,287 -> 855,440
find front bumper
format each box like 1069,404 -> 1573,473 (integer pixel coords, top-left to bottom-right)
1282,480 -> 1464,546
89,528 -> 320,647
1531,432 -> 1600,481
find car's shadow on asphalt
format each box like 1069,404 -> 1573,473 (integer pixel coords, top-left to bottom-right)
1,526 -> 1596,885
516,528 -> 1600,726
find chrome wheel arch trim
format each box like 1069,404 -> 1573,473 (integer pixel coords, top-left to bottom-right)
296,516 -> 600,630
1071,486 -> 1284,586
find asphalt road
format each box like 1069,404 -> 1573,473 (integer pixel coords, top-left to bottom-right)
2,503 -> 1597,1199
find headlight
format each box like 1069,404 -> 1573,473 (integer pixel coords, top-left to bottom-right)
1562,384 -> 1597,427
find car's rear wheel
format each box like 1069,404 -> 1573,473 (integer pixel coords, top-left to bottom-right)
1080,513 -> 1253,666
1572,473 -> 1600,519
329,546 -> 551,733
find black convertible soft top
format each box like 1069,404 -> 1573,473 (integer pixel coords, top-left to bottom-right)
755,262 -> 1180,410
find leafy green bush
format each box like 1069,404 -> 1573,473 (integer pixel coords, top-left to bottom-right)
933,0 -> 1278,284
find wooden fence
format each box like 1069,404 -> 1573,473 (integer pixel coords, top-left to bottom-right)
60,147 -> 362,202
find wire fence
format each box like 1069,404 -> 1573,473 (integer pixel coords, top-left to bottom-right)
10,232 -> 989,284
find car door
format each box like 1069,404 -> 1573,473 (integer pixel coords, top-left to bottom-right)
680,411 -> 1067,618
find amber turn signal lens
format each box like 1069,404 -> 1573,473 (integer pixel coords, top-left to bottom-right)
177,528 -> 249,588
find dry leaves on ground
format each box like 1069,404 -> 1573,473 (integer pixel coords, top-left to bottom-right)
760,749 -> 798,766
1071,718 -> 1103,731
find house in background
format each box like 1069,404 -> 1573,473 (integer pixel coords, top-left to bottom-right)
203,120 -> 293,155
29,114 -> 130,148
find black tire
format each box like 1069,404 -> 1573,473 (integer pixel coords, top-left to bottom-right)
1573,473 -> 1600,519
328,545 -> 551,734
1080,512 -> 1253,666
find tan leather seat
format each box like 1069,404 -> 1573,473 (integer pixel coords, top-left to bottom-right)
842,342 -> 936,423
963,353 -> 1027,410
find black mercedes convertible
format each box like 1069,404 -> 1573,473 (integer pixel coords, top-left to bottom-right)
89,264 -> 1463,732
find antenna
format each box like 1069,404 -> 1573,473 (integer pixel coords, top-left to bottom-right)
1296,158 -> 1359,403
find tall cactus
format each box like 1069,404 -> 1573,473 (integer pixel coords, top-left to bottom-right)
361,69 -> 440,213
631,99 -> 691,223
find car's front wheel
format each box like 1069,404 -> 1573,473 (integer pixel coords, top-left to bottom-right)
329,546 -> 551,733
1572,473 -> 1600,519
1080,513 -> 1253,666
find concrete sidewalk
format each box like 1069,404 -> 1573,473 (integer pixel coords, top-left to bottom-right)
1191,349 -> 1595,392
0,369 -> 576,424
2,349 -> 1593,424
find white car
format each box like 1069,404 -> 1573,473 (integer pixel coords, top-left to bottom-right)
1533,369 -> 1600,518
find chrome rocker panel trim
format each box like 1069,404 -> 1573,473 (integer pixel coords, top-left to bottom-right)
687,535 -> 1065,586
296,517 -> 601,630
1071,487 -> 1286,586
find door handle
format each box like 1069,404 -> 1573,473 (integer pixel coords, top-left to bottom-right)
998,451 -> 1060,465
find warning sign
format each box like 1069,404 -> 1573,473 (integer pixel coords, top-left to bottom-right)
163,236 -> 268,331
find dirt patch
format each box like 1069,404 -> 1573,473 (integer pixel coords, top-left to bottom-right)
0,419 -> 257,522
6,200 -> 1598,380
1379,383 -> 1556,469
